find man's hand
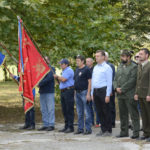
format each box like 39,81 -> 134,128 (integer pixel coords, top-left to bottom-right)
9,73 -> 14,78
134,94 -> 138,101
105,96 -> 110,103
53,74 -> 58,79
146,96 -> 150,102
86,93 -> 91,101
91,95 -> 94,101
116,88 -> 122,94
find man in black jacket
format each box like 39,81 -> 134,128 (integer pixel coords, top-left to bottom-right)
38,56 -> 55,131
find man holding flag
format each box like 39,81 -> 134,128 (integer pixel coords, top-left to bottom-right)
18,18 -> 50,129
9,74 -> 36,130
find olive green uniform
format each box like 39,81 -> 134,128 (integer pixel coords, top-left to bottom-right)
135,61 -> 150,137
114,61 -> 140,137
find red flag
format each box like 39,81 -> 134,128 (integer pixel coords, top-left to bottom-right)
19,26 -> 50,113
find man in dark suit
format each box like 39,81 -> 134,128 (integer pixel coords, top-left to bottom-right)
134,48 -> 150,141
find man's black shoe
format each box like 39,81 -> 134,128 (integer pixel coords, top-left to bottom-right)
74,130 -> 84,134
146,137 -> 150,142
27,126 -> 35,130
116,135 -> 128,138
128,124 -> 133,130
83,130 -> 92,135
38,126 -> 48,131
46,126 -> 55,131
64,128 -> 74,133
130,135 -> 139,139
112,124 -> 115,128
19,125 -> 30,130
137,136 -> 149,140
140,128 -> 143,131
59,128 -> 67,132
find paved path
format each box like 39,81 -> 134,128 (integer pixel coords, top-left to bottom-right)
0,123 -> 150,150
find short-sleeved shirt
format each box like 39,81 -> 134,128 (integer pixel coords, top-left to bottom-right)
59,67 -> 74,90
74,66 -> 91,90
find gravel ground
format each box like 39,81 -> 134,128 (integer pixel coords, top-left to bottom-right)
0,122 -> 150,150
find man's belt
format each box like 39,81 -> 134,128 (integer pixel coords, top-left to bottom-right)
61,86 -> 74,92
76,89 -> 86,93
94,86 -> 107,92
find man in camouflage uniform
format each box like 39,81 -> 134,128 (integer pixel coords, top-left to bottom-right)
114,50 -> 140,139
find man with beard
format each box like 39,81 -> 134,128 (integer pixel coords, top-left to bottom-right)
114,50 -> 140,139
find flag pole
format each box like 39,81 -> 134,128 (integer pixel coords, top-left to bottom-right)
3,63 -> 19,85
0,43 -> 18,64
17,16 -> 60,84
17,17 -> 51,68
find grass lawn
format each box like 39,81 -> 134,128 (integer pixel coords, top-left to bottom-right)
0,81 -> 63,124
0,81 -> 119,124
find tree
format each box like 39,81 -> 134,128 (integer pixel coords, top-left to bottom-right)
0,0 -> 140,66
117,0 -> 150,48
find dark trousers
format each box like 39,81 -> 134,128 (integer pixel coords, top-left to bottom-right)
110,92 -> 116,126
22,97 -> 35,127
25,107 -> 35,127
61,88 -> 74,130
139,98 -> 150,137
118,97 -> 140,136
94,87 -> 112,133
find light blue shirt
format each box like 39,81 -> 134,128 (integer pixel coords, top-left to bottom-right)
91,61 -> 112,96
59,67 -> 74,90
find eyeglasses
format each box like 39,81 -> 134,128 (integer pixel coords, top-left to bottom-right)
135,56 -> 139,59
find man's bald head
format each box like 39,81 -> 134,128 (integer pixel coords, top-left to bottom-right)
105,52 -> 109,61
86,58 -> 94,68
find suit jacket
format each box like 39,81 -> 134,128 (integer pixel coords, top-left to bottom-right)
135,61 -> 150,98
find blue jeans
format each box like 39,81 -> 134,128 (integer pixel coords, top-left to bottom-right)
40,93 -> 55,127
76,90 -> 92,132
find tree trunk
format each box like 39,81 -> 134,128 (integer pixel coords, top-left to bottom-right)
3,63 -> 8,81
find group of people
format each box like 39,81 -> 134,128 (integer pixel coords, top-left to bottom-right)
114,48 -> 150,142
17,48 -> 150,142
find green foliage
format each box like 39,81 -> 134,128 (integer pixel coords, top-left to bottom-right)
119,0 -> 150,48
0,0 -> 149,66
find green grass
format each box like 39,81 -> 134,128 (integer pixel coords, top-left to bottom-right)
0,81 -> 119,124
0,81 -> 63,124
0,81 -> 40,107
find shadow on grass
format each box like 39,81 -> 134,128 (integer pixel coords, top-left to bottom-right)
0,105 -> 65,124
